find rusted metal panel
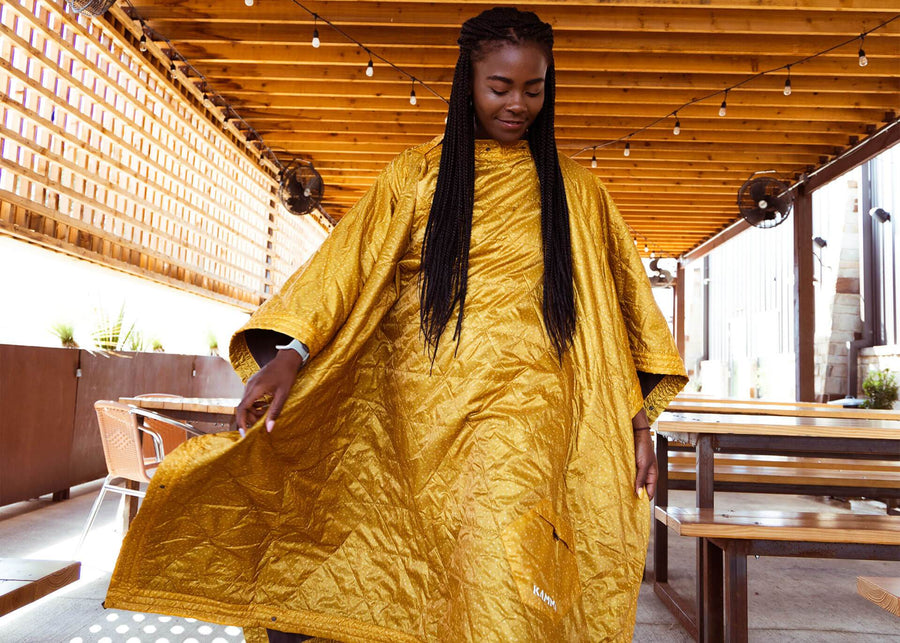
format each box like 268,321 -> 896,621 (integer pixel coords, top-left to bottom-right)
0,344 -> 79,506
0,345 -> 243,507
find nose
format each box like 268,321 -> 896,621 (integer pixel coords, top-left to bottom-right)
505,91 -> 526,115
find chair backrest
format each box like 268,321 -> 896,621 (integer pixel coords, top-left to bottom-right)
133,394 -> 189,456
93,401 -> 154,484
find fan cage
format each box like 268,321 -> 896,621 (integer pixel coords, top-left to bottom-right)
66,0 -> 117,16
278,162 -> 325,216
738,176 -> 793,229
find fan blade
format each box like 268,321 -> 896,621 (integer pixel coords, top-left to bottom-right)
749,179 -> 769,203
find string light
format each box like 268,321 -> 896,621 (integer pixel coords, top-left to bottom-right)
858,36 -> 868,66
591,147 -> 598,168
244,0 -> 254,6
623,141 -> 631,157
311,16 -> 320,48
138,34 -> 147,52
718,90 -> 728,117
409,80 -> 417,106
650,251 -> 656,259
783,65 -> 792,96
365,57 -> 374,77
644,244 -> 649,253
169,62 -> 177,77
672,112 -> 681,135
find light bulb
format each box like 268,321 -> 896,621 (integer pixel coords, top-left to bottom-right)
365,59 -> 374,77
590,150 -> 597,168
718,98 -> 727,117
312,28 -> 320,48
783,77 -> 792,96
139,34 -> 147,52
858,47 -> 867,67
650,251 -> 656,259
244,0 -> 254,6
643,244 -> 649,253
633,238 -> 638,247
623,142 -> 630,157
169,62 -> 177,77
673,118 -> 681,135
409,88 -> 417,105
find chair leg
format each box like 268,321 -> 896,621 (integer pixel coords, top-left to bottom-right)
75,476 -> 113,555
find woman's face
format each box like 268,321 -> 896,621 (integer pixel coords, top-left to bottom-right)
471,42 -> 548,145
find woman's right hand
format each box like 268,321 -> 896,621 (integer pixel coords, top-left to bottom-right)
235,349 -> 305,436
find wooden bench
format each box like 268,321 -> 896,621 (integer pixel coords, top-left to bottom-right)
665,451 -> 900,510
0,559 -> 81,616
857,576 -> 900,617
655,506 -> 900,642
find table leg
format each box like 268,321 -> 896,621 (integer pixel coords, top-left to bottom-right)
724,540 -> 749,643
696,435 -> 721,642
121,481 -> 140,533
654,433 -> 669,584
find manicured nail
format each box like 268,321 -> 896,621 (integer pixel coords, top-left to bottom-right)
637,487 -> 644,499
266,419 -> 274,432
238,428 -> 245,438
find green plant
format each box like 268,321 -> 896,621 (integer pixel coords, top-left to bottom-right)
207,330 -> 219,356
861,368 -> 898,410
127,330 -> 145,352
91,303 -> 135,352
50,321 -> 78,348
150,338 -> 165,352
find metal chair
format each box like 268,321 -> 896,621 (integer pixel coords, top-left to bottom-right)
75,401 -> 202,553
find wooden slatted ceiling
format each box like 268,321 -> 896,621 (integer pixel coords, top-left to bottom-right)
128,0 -> 900,259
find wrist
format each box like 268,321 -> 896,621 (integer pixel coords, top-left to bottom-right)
273,346 -> 305,372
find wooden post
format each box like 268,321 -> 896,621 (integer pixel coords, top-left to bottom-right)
675,260 -> 686,358
793,186 -> 815,401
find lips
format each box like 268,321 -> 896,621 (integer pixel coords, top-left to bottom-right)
497,118 -> 525,129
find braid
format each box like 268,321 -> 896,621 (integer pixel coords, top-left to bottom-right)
420,7 -> 575,361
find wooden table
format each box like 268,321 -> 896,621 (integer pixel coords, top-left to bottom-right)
0,559 -> 81,616
118,396 -> 240,426
857,576 -> 900,617
653,411 -> 900,642
667,397 -> 900,421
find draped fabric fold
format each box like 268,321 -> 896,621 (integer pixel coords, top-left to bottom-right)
106,136 -> 686,642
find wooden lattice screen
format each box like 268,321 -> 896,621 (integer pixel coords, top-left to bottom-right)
0,0 -> 330,309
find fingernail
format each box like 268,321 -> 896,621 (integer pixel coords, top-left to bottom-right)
637,487 -> 644,499
266,419 -> 274,432
238,428 -> 245,438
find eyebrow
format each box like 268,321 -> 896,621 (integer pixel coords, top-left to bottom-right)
486,74 -> 545,86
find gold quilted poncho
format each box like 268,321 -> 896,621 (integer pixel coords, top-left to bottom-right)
106,137 -> 686,642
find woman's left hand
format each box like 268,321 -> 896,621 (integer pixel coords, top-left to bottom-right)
632,408 -> 658,500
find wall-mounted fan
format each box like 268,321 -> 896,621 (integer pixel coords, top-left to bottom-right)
66,0 -> 117,16
648,258 -> 675,288
737,172 -> 794,229
278,160 -> 324,216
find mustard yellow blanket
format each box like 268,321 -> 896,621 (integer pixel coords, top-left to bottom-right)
106,137 -> 686,641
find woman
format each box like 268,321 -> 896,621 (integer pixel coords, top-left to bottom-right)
106,8 -> 686,642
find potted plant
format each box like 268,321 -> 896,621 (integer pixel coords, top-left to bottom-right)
860,368 -> 898,410
50,321 -> 79,348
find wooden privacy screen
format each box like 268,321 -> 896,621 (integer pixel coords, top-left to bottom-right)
0,1 -> 328,308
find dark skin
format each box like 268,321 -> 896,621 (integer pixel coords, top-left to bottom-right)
235,41 -> 659,501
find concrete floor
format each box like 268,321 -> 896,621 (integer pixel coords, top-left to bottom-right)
0,481 -> 897,642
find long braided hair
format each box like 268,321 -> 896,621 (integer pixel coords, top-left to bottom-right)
419,7 -> 576,360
